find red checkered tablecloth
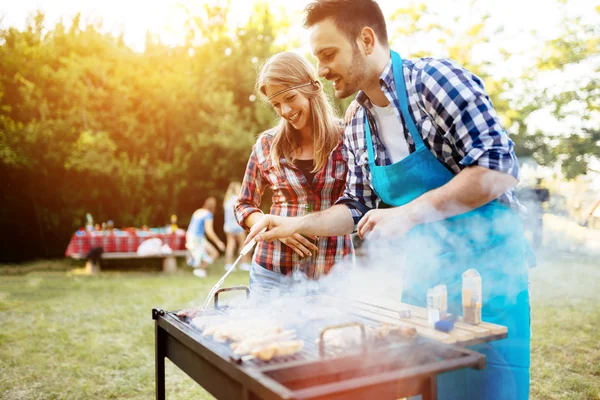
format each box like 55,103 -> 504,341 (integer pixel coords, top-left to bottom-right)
65,230 -> 186,257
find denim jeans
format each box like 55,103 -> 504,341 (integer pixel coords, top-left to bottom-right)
249,262 -> 321,301
249,262 -> 295,300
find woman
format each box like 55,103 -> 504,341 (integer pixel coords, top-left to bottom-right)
223,181 -> 251,271
186,196 -> 226,278
235,52 -> 353,297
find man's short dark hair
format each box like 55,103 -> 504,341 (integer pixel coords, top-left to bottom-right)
304,0 -> 389,47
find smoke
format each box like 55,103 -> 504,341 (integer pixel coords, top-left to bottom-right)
185,171 -> 600,374
192,195 -> 529,327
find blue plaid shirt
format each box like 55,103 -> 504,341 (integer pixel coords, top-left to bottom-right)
335,56 -> 522,229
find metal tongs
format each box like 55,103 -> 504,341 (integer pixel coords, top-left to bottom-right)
200,228 -> 265,310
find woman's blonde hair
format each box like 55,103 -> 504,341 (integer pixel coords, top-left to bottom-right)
224,181 -> 242,205
256,52 -> 342,172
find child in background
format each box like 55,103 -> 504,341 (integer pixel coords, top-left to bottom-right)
186,197 -> 226,278
223,181 -> 251,271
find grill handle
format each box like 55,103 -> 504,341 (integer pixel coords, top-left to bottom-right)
214,286 -> 250,309
318,322 -> 367,357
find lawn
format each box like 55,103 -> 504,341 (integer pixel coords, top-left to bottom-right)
1,252 -> 599,400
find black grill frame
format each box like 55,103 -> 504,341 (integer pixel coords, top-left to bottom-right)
152,285 -> 496,399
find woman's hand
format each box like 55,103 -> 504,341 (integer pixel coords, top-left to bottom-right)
246,214 -> 300,244
344,100 -> 361,124
217,241 -> 226,252
279,233 -> 318,258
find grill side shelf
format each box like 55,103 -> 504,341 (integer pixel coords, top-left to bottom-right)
318,295 -> 508,347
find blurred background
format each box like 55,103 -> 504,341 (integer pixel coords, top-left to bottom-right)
0,0 -> 598,262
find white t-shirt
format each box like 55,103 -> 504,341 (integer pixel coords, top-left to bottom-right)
371,103 -> 410,163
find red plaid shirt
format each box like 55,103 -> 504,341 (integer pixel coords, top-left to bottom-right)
235,129 -> 354,278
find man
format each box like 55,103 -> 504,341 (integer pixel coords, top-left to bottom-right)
247,1 -> 530,398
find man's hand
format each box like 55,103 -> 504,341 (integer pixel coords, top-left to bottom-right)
279,234 -> 318,257
245,214 -> 302,245
357,206 -> 417,240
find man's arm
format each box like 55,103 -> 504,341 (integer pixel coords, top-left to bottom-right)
414,166 -> 517,222
358,59 -> 520,238
247,204 -> 355,244
357,166 -> 517,238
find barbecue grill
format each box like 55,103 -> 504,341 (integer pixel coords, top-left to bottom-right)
153,286 -> 502,400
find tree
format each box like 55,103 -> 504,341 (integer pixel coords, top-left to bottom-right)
0,6 -> 289,261
531,6 -> 600,178
387,0 -> 599,179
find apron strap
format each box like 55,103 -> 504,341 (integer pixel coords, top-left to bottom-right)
365,113 -> 376,162
364,50 -> 426,162
390,50 -> 426,151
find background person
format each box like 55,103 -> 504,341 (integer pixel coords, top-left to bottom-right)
223,181 -> 251,271
186,196 -> 226,278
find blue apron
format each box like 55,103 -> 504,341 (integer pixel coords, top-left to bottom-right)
364,50 -> 530,399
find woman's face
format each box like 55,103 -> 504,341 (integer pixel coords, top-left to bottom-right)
265,84 -> 312,133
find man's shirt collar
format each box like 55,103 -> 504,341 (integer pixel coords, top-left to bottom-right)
355,57 -> 395,109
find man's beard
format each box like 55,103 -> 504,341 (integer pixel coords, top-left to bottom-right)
334,47 -> 366,99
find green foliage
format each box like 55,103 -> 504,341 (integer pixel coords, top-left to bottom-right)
531,5 -> 600,178
0,8 -> 283,261
1,2 -> 597,261
389,0 -> 599,177
389,1 -> 536,155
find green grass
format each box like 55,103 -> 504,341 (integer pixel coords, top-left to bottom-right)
529,253 -> 600,400
1,253 -> 599,400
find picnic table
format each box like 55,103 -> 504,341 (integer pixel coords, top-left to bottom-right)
65,229 -> 188,273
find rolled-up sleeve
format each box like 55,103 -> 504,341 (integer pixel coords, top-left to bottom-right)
419,59 -> 519,180
235,144 -> 266,229
334,118 -> 378,230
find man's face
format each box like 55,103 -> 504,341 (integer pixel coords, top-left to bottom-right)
310,18 -> 367,99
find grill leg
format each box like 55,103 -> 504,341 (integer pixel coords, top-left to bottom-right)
156,324 -> 166,400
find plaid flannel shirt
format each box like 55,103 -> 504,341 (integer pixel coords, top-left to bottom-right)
235,129 -> 353,278
336,56 -> 522,229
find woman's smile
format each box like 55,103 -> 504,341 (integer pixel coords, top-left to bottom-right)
288,111 -> 300,122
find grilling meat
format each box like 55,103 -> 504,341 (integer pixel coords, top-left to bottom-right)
318,323 -> 417,353
177,307 -> 204,319
231,330 -> 296,355
189,316 -> 303,360
318,327 -> 363,351
367,323 -> 417,339
202,319 -> 283,343
190,315 -> 227,331
250,340 -> 304,361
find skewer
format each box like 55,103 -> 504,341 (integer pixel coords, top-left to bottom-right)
201,228 -> 265,310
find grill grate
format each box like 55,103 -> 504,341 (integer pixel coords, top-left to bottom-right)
154,291 -> 490,400
178,299 -> 422,369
